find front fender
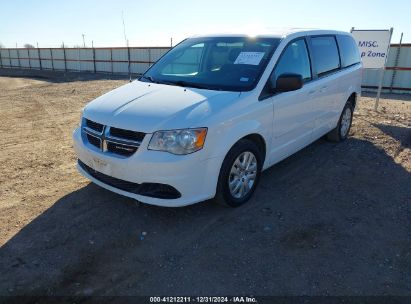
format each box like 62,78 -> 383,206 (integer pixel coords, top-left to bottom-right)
208,119 -> 271,167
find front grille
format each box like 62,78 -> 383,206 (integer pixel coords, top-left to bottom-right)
86,133 -> 101,149
78,160 -> 181,199
82,120 -> 145,157
110,127 -> 145,142
85,119 -> 104,133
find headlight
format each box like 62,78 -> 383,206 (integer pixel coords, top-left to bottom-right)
148,128 -> 207,155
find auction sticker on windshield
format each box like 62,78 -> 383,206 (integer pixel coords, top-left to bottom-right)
234,52 -> 265,65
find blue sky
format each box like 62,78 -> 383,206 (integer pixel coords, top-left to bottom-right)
0,0 -> 410,47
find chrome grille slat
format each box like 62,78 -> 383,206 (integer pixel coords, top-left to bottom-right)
105,136 -> 142,147
81,119 -> 145,157
83,127 -> 103,137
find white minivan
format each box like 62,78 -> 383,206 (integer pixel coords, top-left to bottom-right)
73,29 -> 362,207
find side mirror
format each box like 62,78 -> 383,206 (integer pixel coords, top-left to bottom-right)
271,73 -> 303,92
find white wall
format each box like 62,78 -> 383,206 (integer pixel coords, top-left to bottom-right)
0,46 -> 169,75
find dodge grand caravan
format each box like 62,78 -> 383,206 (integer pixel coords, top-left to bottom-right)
73,29 -> 362,207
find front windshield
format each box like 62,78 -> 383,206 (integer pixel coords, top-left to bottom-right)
140,36 -> 281,91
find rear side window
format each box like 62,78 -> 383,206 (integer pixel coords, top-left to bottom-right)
272,39 -> 312,83
337,35 -> 361,68
310,36 -> 340,76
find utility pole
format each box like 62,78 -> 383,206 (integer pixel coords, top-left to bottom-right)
82,34 -> 86,48
121,11 -> 128,46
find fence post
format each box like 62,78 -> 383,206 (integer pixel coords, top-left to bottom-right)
390,33 -> 403,93
50,48 -> 54,70
8,49 -> 11,68
62,44 -> 67,72
0,49 -> 3,68
28,49 -> 32,69
77,47 -> 81,72
37,46 -> 42,70
16,48 -> 21,69
110,48 -> 113,74
92,45 -> 96,73
127,41 -> 131,81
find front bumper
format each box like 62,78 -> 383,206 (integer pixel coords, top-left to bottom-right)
73,127 -> 222,207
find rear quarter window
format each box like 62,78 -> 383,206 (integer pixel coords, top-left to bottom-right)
310,36 -> 340,76
337,35 -> 361,68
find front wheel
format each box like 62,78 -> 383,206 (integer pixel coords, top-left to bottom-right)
326,102 -> 354,142
214,139 -> 262,207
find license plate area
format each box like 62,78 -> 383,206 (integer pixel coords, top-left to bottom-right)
91,157 -> 111,176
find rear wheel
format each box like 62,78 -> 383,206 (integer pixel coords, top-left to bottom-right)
326,102 -> 354,142
214,139 -> 262,207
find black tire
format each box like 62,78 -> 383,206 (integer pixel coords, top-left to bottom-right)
214,139 -> 262,207
326,101 -> 354,142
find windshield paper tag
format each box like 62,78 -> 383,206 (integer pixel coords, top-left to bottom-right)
234,52 -> 265,65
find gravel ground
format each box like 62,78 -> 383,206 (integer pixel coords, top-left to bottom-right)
0,70 -> 410,297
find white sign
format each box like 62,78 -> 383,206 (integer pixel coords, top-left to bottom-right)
351,30 -> 392,69
234,52 -> 265,65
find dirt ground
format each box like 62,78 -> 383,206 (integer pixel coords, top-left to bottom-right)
0,70 -> 410,297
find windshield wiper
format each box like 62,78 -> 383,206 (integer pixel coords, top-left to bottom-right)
165,80 -> 220,90
140,75 -> 156,83
141,77 -> 220,90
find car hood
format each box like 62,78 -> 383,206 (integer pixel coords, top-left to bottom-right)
83,80 -> 240,133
